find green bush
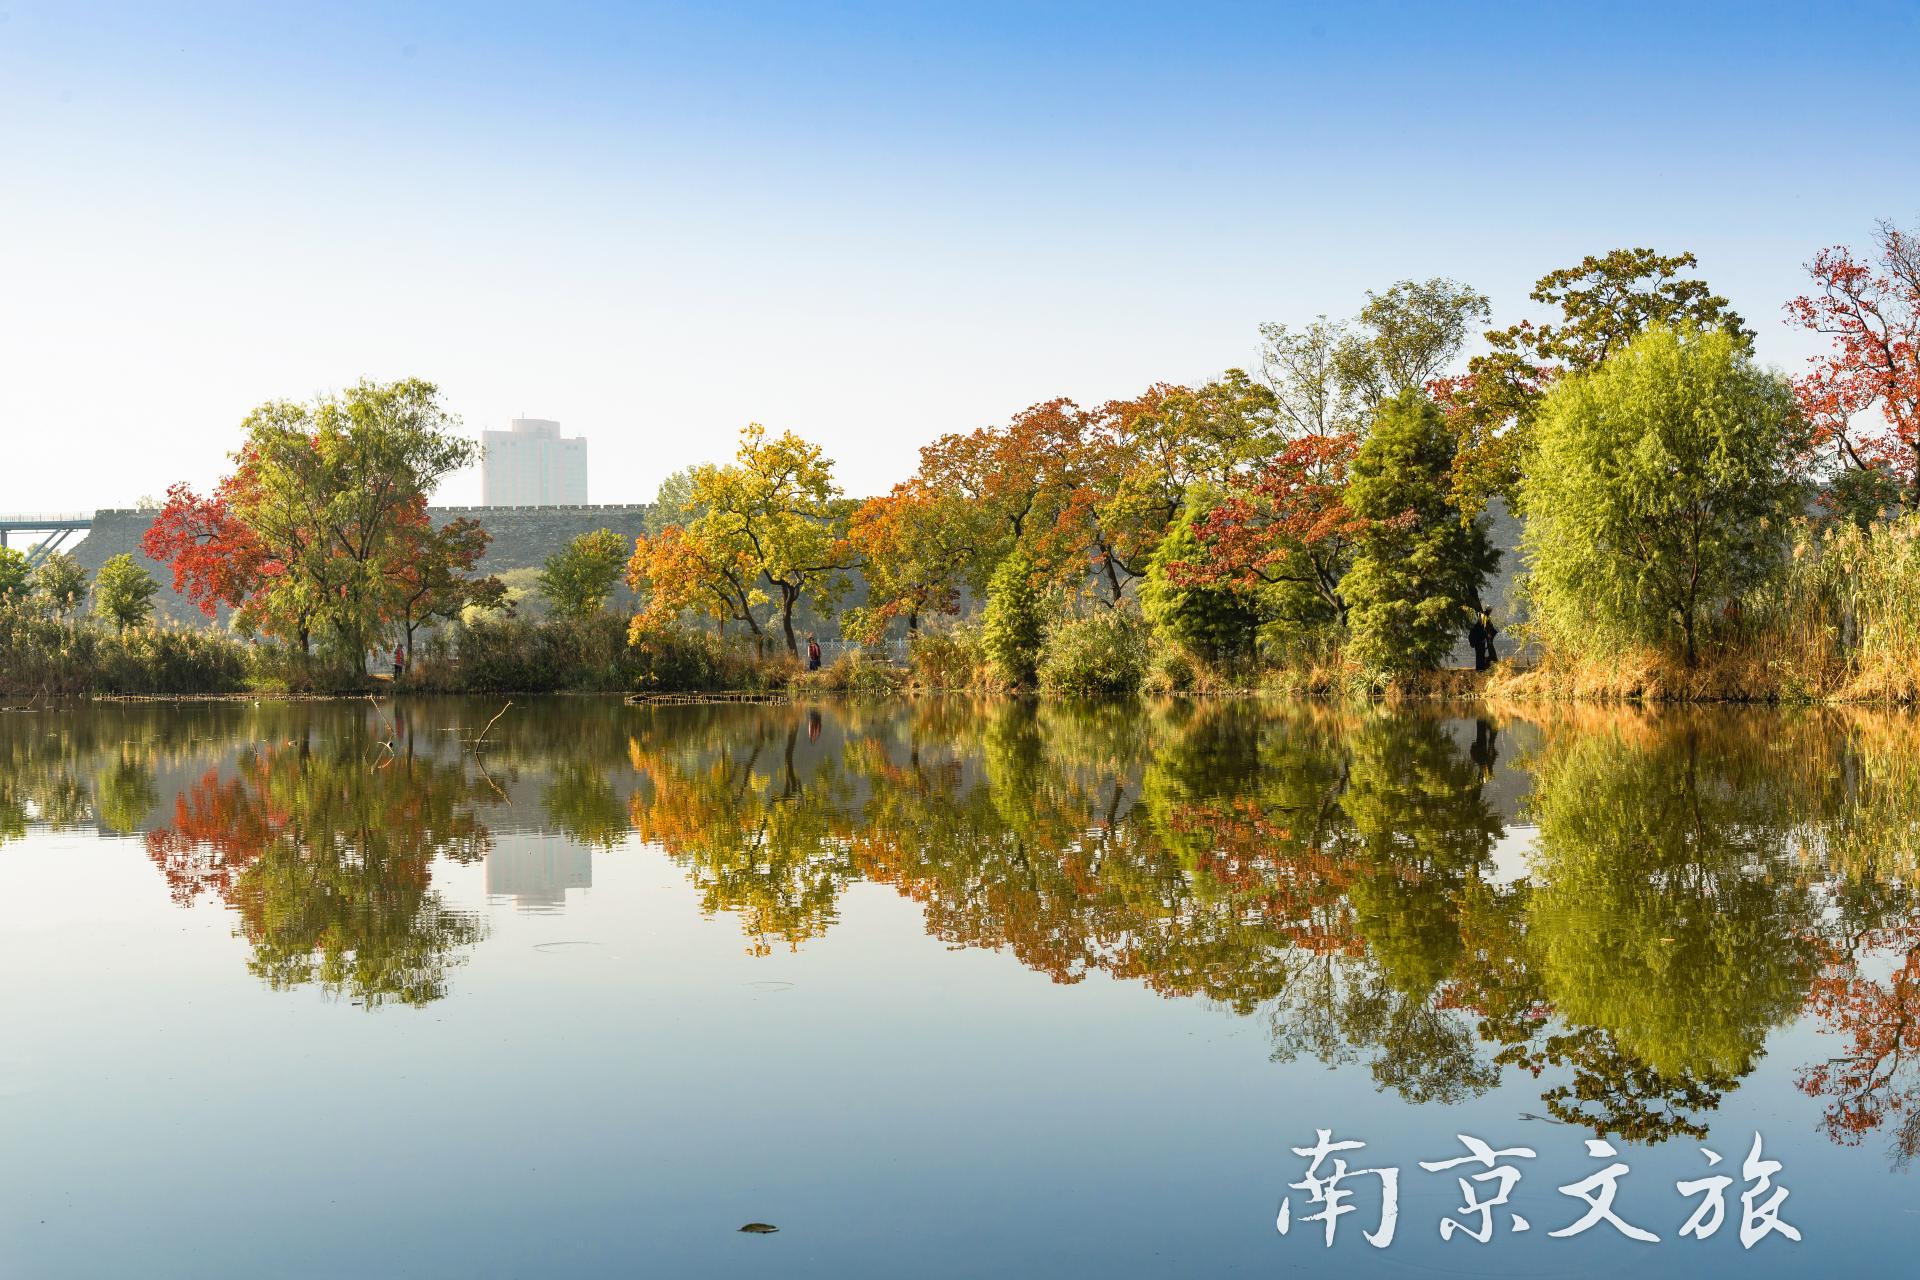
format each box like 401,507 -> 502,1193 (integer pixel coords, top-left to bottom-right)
627,625 -> 789,692
1753,514 -> 1920,701
240,641 -> 368,694
102,626 -> 251,694
1142,635 -> 1198,695
420,616 -> 787,693
1037,607 -> 1150,698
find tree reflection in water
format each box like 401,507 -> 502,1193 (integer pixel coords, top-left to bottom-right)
137,707 -> 494,1008
9,697 -> 1920,1154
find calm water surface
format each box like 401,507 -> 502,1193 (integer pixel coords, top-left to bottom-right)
4,696 -> 1919,1277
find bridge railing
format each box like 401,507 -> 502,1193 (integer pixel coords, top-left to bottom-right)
0,512 -> 95,528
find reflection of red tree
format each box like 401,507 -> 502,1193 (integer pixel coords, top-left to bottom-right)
1167,799 -> 1363,959
143,760 -> 287,905
1798,917 -> 1920,1158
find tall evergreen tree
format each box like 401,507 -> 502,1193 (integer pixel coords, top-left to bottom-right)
1342,391 -> 1498,677
982,550 -> 1047,688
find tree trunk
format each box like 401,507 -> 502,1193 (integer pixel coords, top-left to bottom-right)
781,591 -> 800,658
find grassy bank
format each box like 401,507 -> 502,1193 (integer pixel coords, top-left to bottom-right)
12,559 -> 1920,707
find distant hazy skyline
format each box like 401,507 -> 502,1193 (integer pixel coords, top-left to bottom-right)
4,0 -> 1918,512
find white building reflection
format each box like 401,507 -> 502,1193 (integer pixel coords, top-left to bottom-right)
485,833 -> 592,912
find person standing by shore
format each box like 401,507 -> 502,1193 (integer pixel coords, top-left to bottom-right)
1467,608 -> 1501,671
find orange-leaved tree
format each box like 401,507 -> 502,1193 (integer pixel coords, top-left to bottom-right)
843,478 -> 980,641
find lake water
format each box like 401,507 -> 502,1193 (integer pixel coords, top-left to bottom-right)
4,696 -> 1919,1277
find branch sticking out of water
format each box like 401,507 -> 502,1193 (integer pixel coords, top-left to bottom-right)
365,694 -> 398,763
475,700 -> 512,746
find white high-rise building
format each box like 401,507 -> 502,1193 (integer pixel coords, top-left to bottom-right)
484,833 -> 594,912
480,418 -> 588,506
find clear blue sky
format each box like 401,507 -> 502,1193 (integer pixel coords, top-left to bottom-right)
3,0 -> 1917,509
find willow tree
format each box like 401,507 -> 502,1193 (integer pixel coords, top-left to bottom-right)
1520,327 -> 1809,666
93,553 -> 159,632
30,552 -> 89,618
0,547 -> 28,598
1439,248 -> 1754,518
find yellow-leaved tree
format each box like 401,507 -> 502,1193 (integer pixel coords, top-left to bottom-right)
626,424 -> 854,657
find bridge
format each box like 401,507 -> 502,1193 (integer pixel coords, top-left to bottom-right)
0,513 -> 94,567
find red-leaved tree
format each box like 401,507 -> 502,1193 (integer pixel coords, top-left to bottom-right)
1176,431 -> 1366,625
1785,220 -> 1920,509
140,475 -> 273,618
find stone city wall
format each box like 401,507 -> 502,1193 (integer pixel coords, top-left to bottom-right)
68,505 -> 657,624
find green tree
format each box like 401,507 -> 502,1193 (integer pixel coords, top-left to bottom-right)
646,467 -> 701,534
144,378 -> 477,670
1334,278 -> 1491,410
30,551 -> 89,617
542,761 -> 631,848
1521,327 -> 1809,666
1260,316 -> 1361,438
1511,248 -> 1752,370
1140,502 -> 1262,662
0,547 -> 29,599
1443,248 -> 1753,517
92,553 -> 160,631
1513,720 -> 1819,1140
1342,391 -> 1497,677
982,550 -> 1047,688
536,528 -> 630,621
